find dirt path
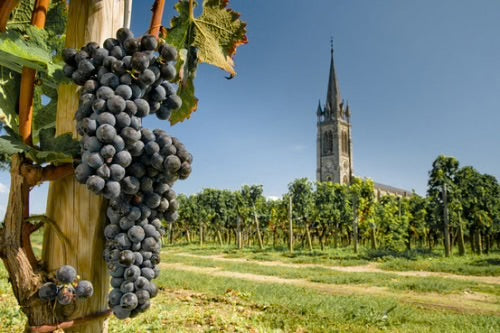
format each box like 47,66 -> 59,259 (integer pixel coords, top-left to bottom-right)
175,252 -> 500,285
161,262 -> 500,316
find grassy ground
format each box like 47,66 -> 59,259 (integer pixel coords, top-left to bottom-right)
0,242 -> 499,332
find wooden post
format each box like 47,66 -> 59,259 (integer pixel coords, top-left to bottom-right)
288,196 -> 293,253
237,215 -> 243,249
43,2 -> 126,332
443,183 -> 451,257
253,204 -> 264,250
352,197 -> 358,254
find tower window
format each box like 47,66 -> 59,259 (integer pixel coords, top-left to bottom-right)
341,131 -> 348,154
322,130 -> 334,155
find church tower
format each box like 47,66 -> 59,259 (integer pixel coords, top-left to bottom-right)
316,42 -> 353,184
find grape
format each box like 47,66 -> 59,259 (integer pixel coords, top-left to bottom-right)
39,282 -> 58,301
128,225 -> 145,243
71,70 -> 87,85
165,94 -> 182,110
121,127 -> 141,144
160,63 -> 176,81
108,289 -> 123,306
107,95 -> 126,113
93,48 -> 109,65
57,286 -> 76,305
117,27 -> 134,42
75,280 -> 94,298
156,134 -> 172,147
109,266 -> 125,278
115,85 -> 133,100
128,141 -> 144,157
122,176 -> 140,195
143,225 -> 160,241
165,155 -> 181,173
56,265 -> 77,284
112,305 -> 131,319
140,177 -> 154,192
127,162 -> 146,179
120,292 -> 138,310
140,35 -> 158,51
115,112 -> 131,128
119,250 -> 135,266
96,124 -> 117,143
75,50 -> 89,63
119,217 -> 135,231
104,38 -> 120,51
86,175 -> 105,193
96,164 -> 111,178
156,106 -> 172,120
149,101 -> 160,114
127,206 -> 142,221
144,141 -> 160,155
97,112 -> 116,126
110,45 -> 124,59
63,64 -> 75,78
125,100 -> 138,115
120,73 -> 133,85
83,80 -> 98,94
100,72 -> 120,88
160,44 -> 178,62
112,60 -> 126,75
96,86 -> 114,100
114,233 -> 132,250
63,48 -> 77,65
103,181 -> 121,199
111,277 -> 124,288
114,150 -> 132,167
123,38 -> 140,55
141,267 -> 155,281
78,59 -> 95,75
133,99 -> 150,117
131,53 -> 150,72
134,252 -> 144,266
104,224 -> 121,240
75,163 -> 93,183
112,135 -> 126,151
120,281 -> 135,293
92,99 -> 106,113
129,116 -> 142,130
110,164 -> 126,181
124,265 -> 141,282
139,69 -> 155,86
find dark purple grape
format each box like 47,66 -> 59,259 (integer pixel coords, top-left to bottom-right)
56,265 -> 77,284
39,282 -> 58,301
75,280 -> 94,298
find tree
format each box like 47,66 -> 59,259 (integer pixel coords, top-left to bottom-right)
427,155 -> 459,257
288,178 -> 315,251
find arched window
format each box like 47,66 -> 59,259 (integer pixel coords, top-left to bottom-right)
343,175 -> 349,184
340,131 -> 346,154
322,132 -> 328,155
327,131 -> 333,154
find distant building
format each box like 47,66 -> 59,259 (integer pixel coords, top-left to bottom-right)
316,41 -> 410,198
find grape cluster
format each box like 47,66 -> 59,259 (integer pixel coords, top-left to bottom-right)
38,265 -> 94,305
62,28 -> 192,319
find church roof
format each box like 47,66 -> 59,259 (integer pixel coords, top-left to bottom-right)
374,182 -> 412,197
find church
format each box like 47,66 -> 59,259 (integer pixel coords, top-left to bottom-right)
316,43 -> 410,198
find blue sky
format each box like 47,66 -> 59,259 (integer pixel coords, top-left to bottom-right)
1,0 -> 499,215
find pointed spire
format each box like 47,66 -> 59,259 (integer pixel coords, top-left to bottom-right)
345,100 -> 351,121
326,37 -> 342,119
316,99 -> 323,117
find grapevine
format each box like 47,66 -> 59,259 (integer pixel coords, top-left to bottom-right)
62,27 -> 192,318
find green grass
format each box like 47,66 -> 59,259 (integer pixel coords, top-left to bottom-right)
163,253 -> 499,296
165,243 -> 500,276
154,267 -> 500,333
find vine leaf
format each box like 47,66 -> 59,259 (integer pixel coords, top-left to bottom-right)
166,0 -> 247,125
0,66 -> 20,132
0,127 -> 79,165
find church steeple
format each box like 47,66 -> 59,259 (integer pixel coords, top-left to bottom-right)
325,38 -> 342,119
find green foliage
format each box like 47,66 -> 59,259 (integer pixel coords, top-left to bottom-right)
166,0 -> 247,125
0,127 -> 79,165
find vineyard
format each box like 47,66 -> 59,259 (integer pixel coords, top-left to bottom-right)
173,155 -> 500,257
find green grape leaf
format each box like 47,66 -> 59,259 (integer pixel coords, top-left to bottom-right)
38,128 -> 80,162
166,0 -> 247,124
0,66 -> 20,132
0,28 -> 64,88
167,0 -> 247,76
0,127 -> 79,165
6,0 -> 35,32
169,47 -> 199,125
32,86 -> 57,145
